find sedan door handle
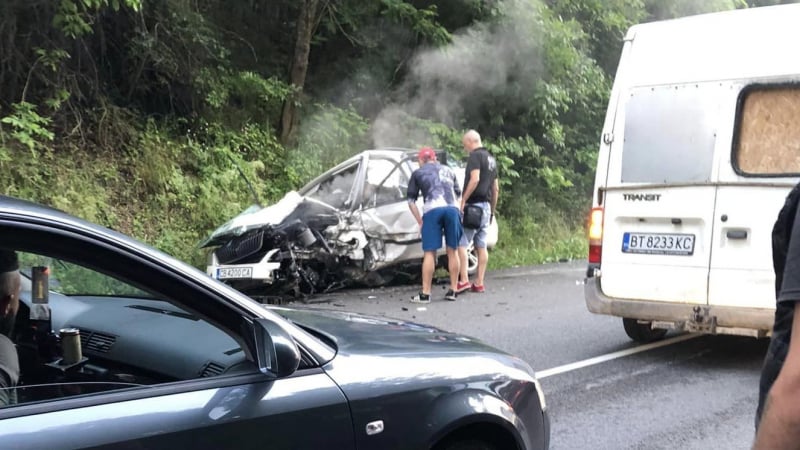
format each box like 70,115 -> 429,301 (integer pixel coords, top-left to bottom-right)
726,230 -> 748,240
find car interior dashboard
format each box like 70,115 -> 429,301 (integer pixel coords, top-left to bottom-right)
9,278 -> 255,405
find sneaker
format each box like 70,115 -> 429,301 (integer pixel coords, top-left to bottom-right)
471,284 -> 485,293
456,281 -> 471,294
411,292 -> 431,303
444,289 -> 457,301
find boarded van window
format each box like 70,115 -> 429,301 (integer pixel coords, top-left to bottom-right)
621,84 -> 720,183
735,87 -> 800,175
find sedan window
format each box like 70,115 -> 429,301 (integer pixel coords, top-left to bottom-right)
2,249 -> 255,410
20,254 -> 152,298
362,158 -> 409,208
305,164 -> 359,209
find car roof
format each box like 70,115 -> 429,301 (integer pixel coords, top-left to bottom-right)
298,147 -> 448,195
364,147 -> 459,166
625,4 -> 800,86
0,195 -> 100,231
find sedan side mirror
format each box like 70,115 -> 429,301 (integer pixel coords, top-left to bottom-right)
253,318 -> 301,378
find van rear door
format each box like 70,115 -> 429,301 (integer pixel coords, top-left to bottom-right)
708,84 -> 799,311
600,82 -> 728,305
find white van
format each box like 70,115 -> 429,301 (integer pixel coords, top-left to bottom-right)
585,5 -> 800,342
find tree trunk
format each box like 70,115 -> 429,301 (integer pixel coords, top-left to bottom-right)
280,0 -> 321,145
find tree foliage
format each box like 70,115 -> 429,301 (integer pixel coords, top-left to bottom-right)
0,0 -> 789,262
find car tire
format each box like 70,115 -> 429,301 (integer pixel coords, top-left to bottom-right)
623,318 -> 668,343
439,439 -> 498,450
439,246 -> 479,276
466,245 -> 479,276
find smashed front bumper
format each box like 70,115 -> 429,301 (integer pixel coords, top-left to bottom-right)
207,248 -> 281,286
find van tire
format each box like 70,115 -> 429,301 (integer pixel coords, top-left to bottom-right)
623,318 -> 668,343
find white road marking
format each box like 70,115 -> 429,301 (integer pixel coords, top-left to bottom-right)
535,333 -> 701,379
494,267 -> 584,279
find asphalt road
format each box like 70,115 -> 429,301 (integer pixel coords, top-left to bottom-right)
296,260 -> 769,450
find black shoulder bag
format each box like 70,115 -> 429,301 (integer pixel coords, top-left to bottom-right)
463,204 -> 483,229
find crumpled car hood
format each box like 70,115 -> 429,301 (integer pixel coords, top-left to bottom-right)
200,191 -> 335,247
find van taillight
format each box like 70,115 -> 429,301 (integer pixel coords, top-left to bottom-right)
588,207 -> 603,264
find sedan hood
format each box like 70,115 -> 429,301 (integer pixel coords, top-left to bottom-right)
271,305 -> 540,438
270,306 -> 504,356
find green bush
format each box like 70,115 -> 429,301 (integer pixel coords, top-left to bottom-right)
490,207 -> 587,268
0,98 -> 588,272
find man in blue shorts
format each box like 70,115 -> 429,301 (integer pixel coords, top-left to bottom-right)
407,147 -> 463,303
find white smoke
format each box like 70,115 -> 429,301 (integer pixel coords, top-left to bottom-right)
372,106 -> 433,149
372,0 -> 547,147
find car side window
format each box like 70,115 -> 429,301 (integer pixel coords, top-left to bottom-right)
362,158 -> 408,208
2,250 -> 255,409
20,254 -> 151,298
306,164 -> 359,209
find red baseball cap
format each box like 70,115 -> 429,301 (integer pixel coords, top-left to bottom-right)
418,147 -> 436,162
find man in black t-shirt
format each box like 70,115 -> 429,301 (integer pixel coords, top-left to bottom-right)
754,181 -> 800,447
457,130 -> 498,294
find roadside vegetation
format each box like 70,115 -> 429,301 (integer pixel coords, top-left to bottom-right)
0,0 -> 783,267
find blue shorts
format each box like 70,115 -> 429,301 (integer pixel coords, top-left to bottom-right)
460,202 -> 491,249
422,206 -> 462,252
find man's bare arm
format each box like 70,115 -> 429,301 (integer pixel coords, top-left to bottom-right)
460,168 -> 480,210
490,178 -> 499,223
754,305 -> 800,448
408,201 -> 423,226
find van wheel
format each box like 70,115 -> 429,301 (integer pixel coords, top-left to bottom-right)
623,318 -> 668,343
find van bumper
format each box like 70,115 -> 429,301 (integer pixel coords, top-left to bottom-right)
584,276 -> 774,337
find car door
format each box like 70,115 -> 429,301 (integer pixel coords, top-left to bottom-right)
599,82 -> 726,305
356,154 -> 421,268
0,218 -> 355,449
708,83 -> 799,311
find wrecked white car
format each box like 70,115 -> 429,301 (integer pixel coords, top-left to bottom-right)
201,148 -> 498,298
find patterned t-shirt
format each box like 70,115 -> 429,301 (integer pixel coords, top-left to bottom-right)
407,162 -> 461,214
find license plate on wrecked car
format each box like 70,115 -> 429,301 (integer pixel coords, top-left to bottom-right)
217,267 -> 253,279
622,232 -> 695,256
